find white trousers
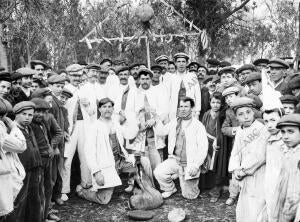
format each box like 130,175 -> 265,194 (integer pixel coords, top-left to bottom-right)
61,120 -> 91,194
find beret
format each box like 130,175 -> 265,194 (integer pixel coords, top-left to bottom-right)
202,75 -> 214,84
220,60 -> 231,67
30,60 -> 51,69
244,72 -> 261,85
0,99 -> 7,115
0,66 -> 4,71
66,64 -> 83,72
277,113 -> 300,128
116,66 -> 130,75
155,55 -> 169,63
129,63 -> 141,70
16,67 -> 37,76
128,210 -> 154,220
231,97 -> 254,112
280,94 -> 298,105
206,58 -> 220,66
151,64 -> 163,71
174,52 -> 189,61
268,58 -> 289,69
31,88 -> 52,98
48,74 -> 66,84
288,75 -> 300,90
253,58 -> 269,66
100,58 -> 112,65
222,86 -> 240,97
86,63 -> 101,70
218,66 -> 236,76
98,97 -> 114,108
236,64 -> 256,74
13,101 -> 36,114
212,75 -> 220,84
0,71 -> 11,82
137,68 -> 153,78
187,62 -> 200,69
61,88 -> 73,98
31,98 -> 50,109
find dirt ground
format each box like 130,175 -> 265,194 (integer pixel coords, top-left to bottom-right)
57,184 -> 236,222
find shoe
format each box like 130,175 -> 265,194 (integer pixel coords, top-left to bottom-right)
125,184 -> 134,193
48,213 -> 61,221
225,197 -> 235,206
161,188 -> 177,199
55,198 -> 64,206
61,193 -> 69,201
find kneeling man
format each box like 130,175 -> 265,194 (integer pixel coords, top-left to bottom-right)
154,97 -> 208,199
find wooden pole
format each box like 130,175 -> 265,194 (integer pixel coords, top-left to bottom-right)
295,2 -> 300,71
145,36 -> 151,69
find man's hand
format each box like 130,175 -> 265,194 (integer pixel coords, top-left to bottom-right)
188,166 -> 199,177
234,170 -> 246,181
145,119 -> 156,128
94,171 -> 105,186
212,139 -> 219,151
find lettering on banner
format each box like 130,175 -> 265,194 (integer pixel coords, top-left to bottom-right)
242,128 -> 260,147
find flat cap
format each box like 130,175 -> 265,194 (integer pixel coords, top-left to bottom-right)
30,60 -> 51,69
277,113 -> 300,128
151,64 -> 163,72
129,63 -> 141,70
187,62 -> 200,69
66,64 -> 83,72
236,64 -> 256,74
268,58 -> 289,69
31,98 -> 50,109
231,97 -> 254,112
244,72 -> 261,85
218,66 -> 236,76
48,74 -> 66,84
137,68 -> 153,78
222,86 -> 240,97
61,88 -> 73,98
155,55 -> 169,63
10,72 -> 23,81
253,58 -> 269,66
116,66 -> 130,75
16,67 -> 37,77
280,94 -> 298,105
13,101 -> 35,114
31,88 -> 52,98
202,75 -> 214,84
86,63 -> 101,70
0,72 -> 11,82
288,75 -> 300,90
220,60 -> 231,67
100,58 -> 112,65
174,52 -> 189,61
206,58 -> 220,66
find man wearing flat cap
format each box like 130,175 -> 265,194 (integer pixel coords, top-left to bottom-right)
100,58 -> 112,71
30,59 -> 51,80
168,52 -> 201,119
236,64 -> 257,86
253,58 -> 269,71
268,58 -> 289,94
244,72 -> 262,100
280,94 -> 298,115
206,58 -> 220,75
5,101 -> 44,222
8,67 -> 36,106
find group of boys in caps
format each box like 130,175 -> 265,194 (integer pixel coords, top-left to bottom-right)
0,53 -> 300,222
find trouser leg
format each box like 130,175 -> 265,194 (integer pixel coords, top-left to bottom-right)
77,187 -> 114,205
153,158 -> 179,192
179,167 -> 200,199
145,138 -> 161,171
42,157 -> 53,220
51,153 -> 63,200
229,178 -> 239,199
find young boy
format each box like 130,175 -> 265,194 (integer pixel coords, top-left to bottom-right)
275,113 -> 300,221
262,108 -> 285,221
228,97 -> 269,222
280,94 -> 297,115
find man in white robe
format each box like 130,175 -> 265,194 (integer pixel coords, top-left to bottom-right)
168,53 -> 201,119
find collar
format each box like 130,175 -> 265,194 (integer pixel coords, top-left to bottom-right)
274,78 -> 284,89
15,121 -> 25,130
268,131 -> 282,142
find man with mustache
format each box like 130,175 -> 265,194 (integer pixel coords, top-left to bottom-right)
61,64 -> 104,202
8,67 -> 35,106
154,97 -> 208,199
168,53 -> 201,120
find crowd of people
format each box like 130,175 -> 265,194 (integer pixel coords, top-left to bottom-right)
0,53 -> 300,222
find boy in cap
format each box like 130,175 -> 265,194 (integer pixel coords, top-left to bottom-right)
228,97 -> 269,222
244,72 -> 262,100
235,64 -> 256,86
268,58 -> 289,94
5,101 -> 44,222
0,72 -> 11,100
274,114 -> 300,221
280,94 -> 298,115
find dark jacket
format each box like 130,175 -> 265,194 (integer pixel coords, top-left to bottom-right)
199,87 -> 211,121
7,87 -> 31,107
31,121 -> 53,157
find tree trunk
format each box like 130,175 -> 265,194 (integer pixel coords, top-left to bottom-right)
0,23 -> 8,70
